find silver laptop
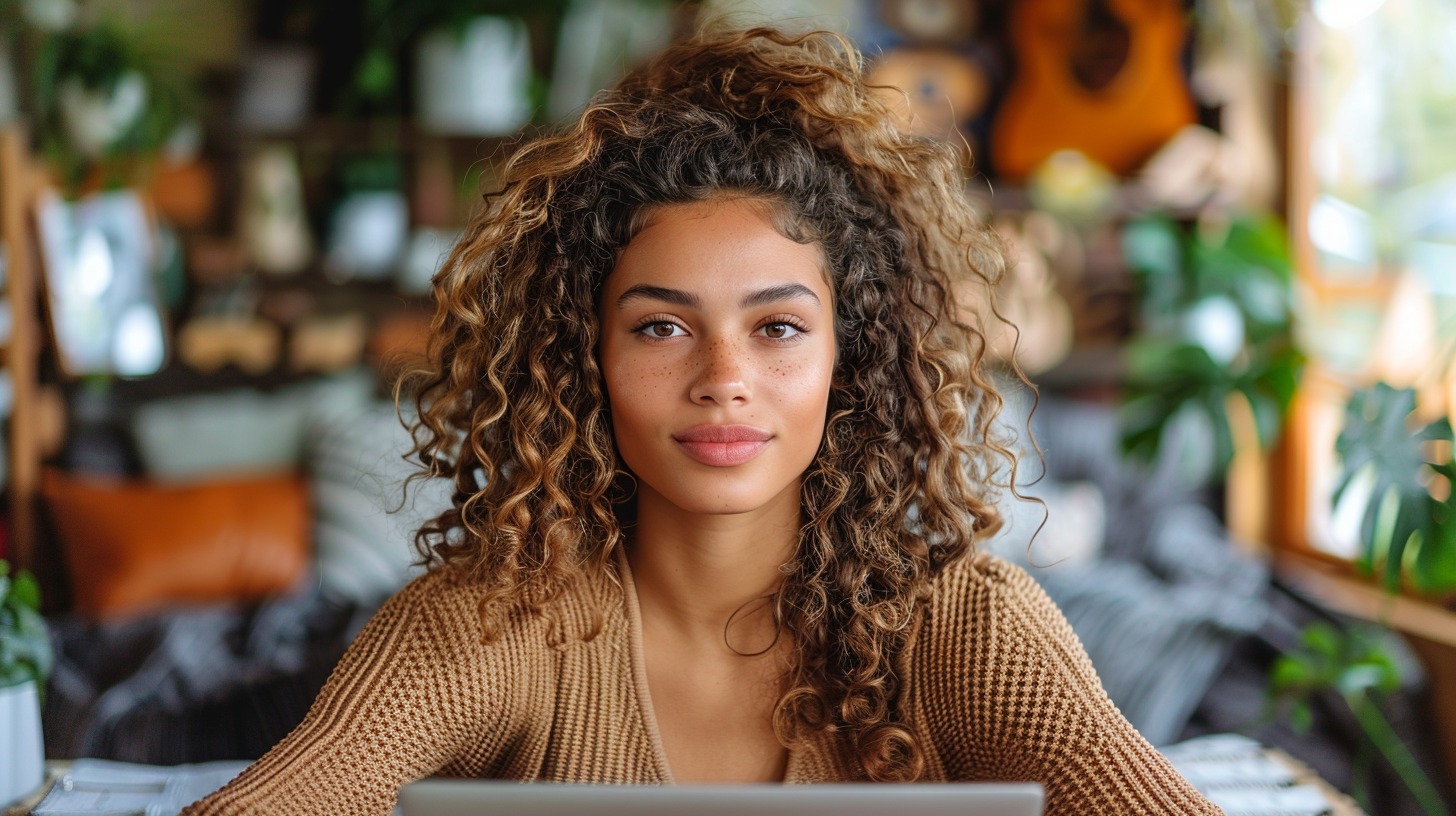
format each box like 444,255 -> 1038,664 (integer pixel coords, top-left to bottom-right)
398,780 -> 1045,816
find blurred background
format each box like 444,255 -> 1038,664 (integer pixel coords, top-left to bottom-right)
0,0 -> 1453,813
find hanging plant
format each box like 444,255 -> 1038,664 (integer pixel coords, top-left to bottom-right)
1332,382 -> 1456,595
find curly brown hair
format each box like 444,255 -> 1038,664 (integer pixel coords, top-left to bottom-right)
406,26 -> 1019,782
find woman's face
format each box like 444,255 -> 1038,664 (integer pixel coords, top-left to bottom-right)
599,198 -> 836,519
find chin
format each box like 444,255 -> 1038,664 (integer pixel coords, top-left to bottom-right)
665,490 -> 781,517
648,471 -> 801,518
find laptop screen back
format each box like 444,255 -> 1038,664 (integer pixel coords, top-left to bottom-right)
398,780 -> 1045,816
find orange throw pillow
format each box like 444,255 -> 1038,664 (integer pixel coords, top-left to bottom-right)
41,469 -> 310,618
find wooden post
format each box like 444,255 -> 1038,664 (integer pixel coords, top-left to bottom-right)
1,126 -> 41,572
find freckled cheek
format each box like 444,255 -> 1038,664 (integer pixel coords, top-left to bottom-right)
767,350 -> 836,415
602,354 -> 680,444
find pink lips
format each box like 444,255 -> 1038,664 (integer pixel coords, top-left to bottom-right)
673,424 -> 772,467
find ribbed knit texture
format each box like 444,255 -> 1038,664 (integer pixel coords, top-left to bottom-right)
182,551 -> 1222,815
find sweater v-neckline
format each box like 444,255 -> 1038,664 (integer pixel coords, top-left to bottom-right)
615,548 -> 805,784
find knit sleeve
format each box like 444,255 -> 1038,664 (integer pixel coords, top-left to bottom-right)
180,569 -> 497,816
919,552 -> 1223,815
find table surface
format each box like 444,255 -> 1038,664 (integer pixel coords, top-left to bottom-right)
6,747 -> 1367,816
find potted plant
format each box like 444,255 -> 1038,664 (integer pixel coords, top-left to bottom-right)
1117,211 -> 1305,489
1268,382 -> 1456,816
0,558 -> 53,808
24,9 -> 195,195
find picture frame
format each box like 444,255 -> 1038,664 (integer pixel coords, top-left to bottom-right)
33,188 -> 168,378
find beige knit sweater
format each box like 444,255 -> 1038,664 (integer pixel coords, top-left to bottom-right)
183,551 -> 1222,815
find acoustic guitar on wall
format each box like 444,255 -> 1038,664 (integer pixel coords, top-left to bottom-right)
990,0 -> 1196,181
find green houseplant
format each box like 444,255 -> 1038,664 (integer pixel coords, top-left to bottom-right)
0,559 -> 50,689
22,8 -> 195,194
1117,211 -> 1305,487
1267,382 -> 1456,815
1330,383 -> 1456,594
0,558 -> 53,807
1119,211 -> 1454,811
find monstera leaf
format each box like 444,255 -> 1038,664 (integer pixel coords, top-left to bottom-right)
1333,383 -> 1456,594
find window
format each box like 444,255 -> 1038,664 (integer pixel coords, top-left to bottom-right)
1283,0 -> 1456,565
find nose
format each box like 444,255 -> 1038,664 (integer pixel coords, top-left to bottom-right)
689,338 -> 751,405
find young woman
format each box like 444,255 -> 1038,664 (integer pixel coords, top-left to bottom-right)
186,27 -> 1221,816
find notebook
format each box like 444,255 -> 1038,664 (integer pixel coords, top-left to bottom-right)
397,780 -> 1045,816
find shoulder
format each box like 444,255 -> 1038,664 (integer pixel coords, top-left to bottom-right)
926,550 -> 1066,626
377,562 -> 623,650
375,565 -> 492,634
917,550 -> 1096,689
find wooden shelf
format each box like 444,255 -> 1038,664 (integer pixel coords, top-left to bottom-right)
1274,554 -> 1456,648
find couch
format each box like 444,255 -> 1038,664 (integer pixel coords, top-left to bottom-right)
39,368 -> 448,762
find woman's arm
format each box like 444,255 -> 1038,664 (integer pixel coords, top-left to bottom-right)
919,552 -> 1223,815
181,569 -> 496,816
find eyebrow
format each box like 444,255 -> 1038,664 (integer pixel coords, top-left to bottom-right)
615,283 -> 821,310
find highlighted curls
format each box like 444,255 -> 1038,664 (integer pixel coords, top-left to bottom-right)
405,26 -> 1016,782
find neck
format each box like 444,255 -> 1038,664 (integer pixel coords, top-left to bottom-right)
626,481 -> 799,651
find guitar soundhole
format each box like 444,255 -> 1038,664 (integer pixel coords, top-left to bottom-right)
1070,0 -> 1131,92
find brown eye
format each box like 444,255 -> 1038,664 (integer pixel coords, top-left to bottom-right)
639,321 -> 685,339
759,322 -> 802,340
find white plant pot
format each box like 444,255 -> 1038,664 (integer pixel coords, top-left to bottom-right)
415,16 -> 532,135
325,190 -> 409,282
0,680 -> 45,808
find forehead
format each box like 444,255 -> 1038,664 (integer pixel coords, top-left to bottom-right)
606,198 -> 830,299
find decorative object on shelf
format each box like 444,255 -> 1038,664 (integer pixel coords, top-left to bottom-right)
867,45 -> 990,161
238,144 -> 313,277
877,0 -> 979,42
1183,3 -> 1282,214
990,0 -> 1196,181
415,15 -> 532,135
324,152 -> 408,283
987,212 -> 1076,375
1026,148 -> 1119,224
143,122 -> 217,232
234,44 -> 315,132
290,312 -> 369,374
1117,212 -> 1305,489
0,557 -> 52,810
367,307 -> 433,384
860,0 -> 992,167
32,187 -> 168,378
177,315 -> 281,375
1130,124 -> 1228,213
